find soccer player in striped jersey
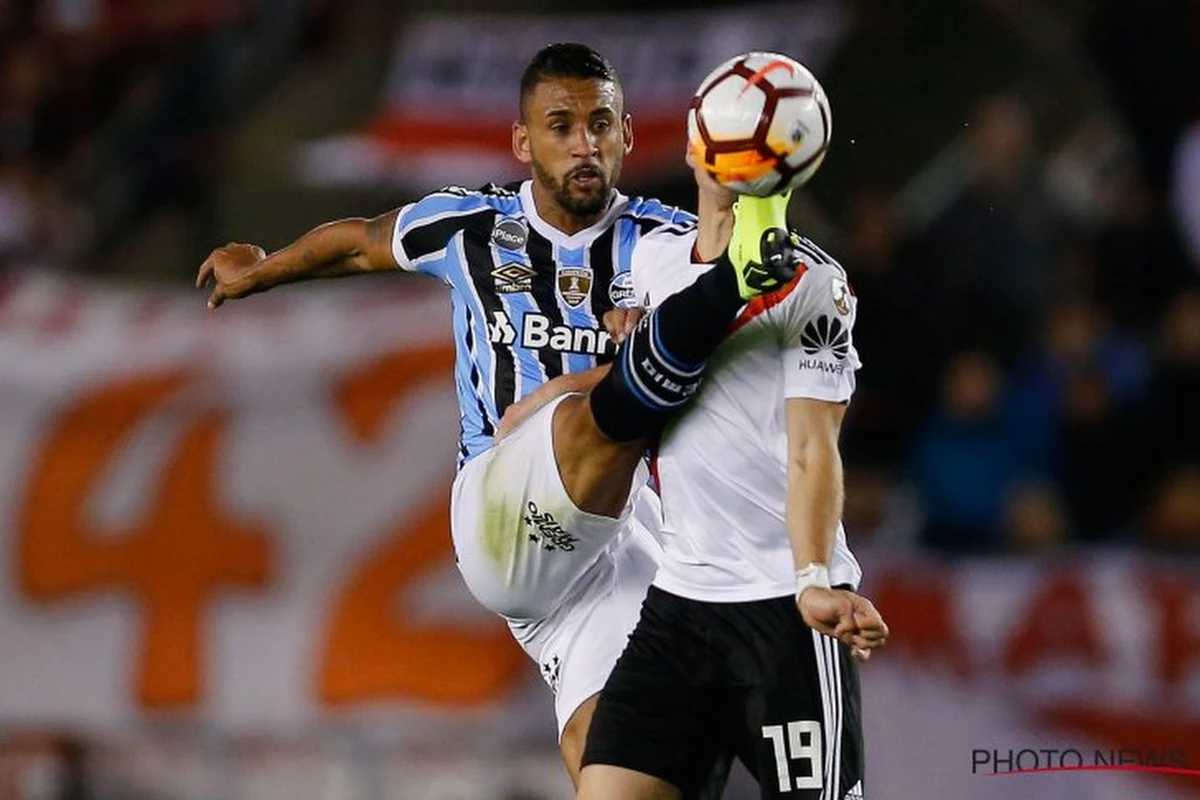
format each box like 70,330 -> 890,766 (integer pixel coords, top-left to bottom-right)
574,174 -> 889,799
196,43 -> 806,787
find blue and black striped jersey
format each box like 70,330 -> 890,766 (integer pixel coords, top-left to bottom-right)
391,180 -> 695,467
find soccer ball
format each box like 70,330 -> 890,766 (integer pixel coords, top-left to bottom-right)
687,52 -> 832,197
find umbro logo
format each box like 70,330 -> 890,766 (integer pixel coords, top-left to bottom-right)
800,315 -> 850,359
492,262 -> 534,293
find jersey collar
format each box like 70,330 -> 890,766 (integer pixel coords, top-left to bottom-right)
519,180 -> 629,249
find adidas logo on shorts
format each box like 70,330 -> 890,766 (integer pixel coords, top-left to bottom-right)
844,779 -> 864,799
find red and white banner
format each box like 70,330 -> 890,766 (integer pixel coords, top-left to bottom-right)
296,3 -> 850,190
859,550 -> 1200,798
1,272 -> 1198,799
0,272 -> 530,738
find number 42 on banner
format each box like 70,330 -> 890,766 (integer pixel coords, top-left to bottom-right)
16,345 -> 523,710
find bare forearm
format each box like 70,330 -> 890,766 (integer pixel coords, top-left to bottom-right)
526,364 -> 610,408
687,148 -> 737,262
496,365 -> 611,440
234,213 -> 397,297
695,192 -> 734,262
787,441 -> 843,568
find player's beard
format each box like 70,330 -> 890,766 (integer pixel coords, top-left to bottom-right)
532,158 -> 618,219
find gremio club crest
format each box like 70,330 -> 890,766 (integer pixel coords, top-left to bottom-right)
556,267 -> 592,308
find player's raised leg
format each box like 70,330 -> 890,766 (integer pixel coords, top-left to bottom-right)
552,189 -> 799,518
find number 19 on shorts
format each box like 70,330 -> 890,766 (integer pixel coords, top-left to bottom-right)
762,720 -> 822,792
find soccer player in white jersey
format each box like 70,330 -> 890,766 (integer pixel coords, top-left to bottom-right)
575,178 -> 888,799
195,43 -> 811,788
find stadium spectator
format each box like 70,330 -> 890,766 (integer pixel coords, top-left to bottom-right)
1172,117 -> 1200,271
1142,465 -> 1200,553
918,95 -> 1062,368
1088,162 -> 1192,334
1003,482 -> 1071,555
1143,289 -> 1200,475
840,184 -> 935,468
911,350 -> 1040,553
1056,363 -> 1147,541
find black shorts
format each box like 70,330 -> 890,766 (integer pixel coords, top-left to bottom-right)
582,585 -> 864,799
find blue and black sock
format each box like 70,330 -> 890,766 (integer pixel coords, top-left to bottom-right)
589,260 -> 743,442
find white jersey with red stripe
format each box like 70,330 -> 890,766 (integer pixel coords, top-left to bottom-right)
632,225 -> 863,602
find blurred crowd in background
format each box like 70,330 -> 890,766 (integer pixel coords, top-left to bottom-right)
836,0 -> 1200,557
0,0 -> 339,271
1,0 -> 1198,557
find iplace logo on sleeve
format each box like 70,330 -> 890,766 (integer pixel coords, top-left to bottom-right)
490,218 -> 528,251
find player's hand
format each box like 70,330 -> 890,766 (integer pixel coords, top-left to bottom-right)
844,592 -> 888,661
603,307 -> 644,345
196,243 -> 267,309
687,146 -> 737,212
798,588 -> 888,661
496,394 -> 540,441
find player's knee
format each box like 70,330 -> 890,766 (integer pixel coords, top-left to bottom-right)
553,393 -> 637,461
551,396 -> 642,516
551,394 -> 607,457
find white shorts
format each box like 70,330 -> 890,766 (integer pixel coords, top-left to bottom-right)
451,394 -> 661,733
511,514 -> 661,736
451,394 -> 641,620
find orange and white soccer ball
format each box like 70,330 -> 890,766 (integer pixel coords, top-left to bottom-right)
687,52 -> 832,197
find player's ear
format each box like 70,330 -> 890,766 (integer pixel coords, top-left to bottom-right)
622,113 -> 634,155
513,121 -> 532,164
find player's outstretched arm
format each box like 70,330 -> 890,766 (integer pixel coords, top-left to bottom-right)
196,210 -> 400,309
786,397 -> 854,632
786,399 -> 888,658
786,396 -> 845,572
